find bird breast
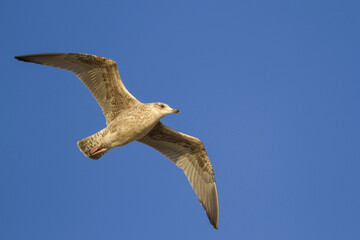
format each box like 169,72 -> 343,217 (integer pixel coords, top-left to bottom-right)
104,107 -> 160,148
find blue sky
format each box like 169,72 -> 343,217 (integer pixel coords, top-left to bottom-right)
1,0 -> 359,239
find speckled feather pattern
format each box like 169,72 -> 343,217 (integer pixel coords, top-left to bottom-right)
15,53 -> 219,229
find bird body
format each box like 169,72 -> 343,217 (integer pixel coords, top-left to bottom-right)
104,103 -> 164,148
78,102 -> 179,159
15,53 -> 219,229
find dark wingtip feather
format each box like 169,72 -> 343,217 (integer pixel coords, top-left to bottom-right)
14,56 -> 31,62
211,220 -> 218,230
209,214 -> 219,230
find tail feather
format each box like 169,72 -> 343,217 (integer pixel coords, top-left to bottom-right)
77,129 -> 109,160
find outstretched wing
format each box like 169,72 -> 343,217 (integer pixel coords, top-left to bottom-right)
15,53 -> 139,124
138,122 -> 219,229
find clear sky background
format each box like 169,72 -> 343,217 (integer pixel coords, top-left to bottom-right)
1,0 -> 359,239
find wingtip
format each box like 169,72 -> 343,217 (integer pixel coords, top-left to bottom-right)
209,215 -> 219,230
210,184 -> 219,230
205,205 -> 219,230
212,222 -> 219,230
14,55 -> 30,62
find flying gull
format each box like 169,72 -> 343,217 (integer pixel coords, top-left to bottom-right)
15,53 -> 219,229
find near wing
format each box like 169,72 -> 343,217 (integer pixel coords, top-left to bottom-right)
15,53 -> 139,124
138,122 -> 219,229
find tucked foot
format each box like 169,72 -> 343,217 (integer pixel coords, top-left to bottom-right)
90,143 -> 108,156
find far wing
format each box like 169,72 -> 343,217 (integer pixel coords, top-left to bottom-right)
138,122 -> 219,229
15,53 -> 139,124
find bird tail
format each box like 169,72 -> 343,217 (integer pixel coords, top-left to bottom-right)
77,129 -> 109,160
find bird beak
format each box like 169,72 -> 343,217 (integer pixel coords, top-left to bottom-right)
172,109 -> 180,113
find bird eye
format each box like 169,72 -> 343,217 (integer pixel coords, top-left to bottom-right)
160,104 -> 165,108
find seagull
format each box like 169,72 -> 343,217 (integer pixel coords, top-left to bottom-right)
15,53 -> 219,229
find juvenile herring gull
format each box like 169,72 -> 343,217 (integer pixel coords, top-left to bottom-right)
15,53 -> 219,229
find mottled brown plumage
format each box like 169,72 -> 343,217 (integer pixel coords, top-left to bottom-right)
138,122 -> 219,228
15,53 -> 219,229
